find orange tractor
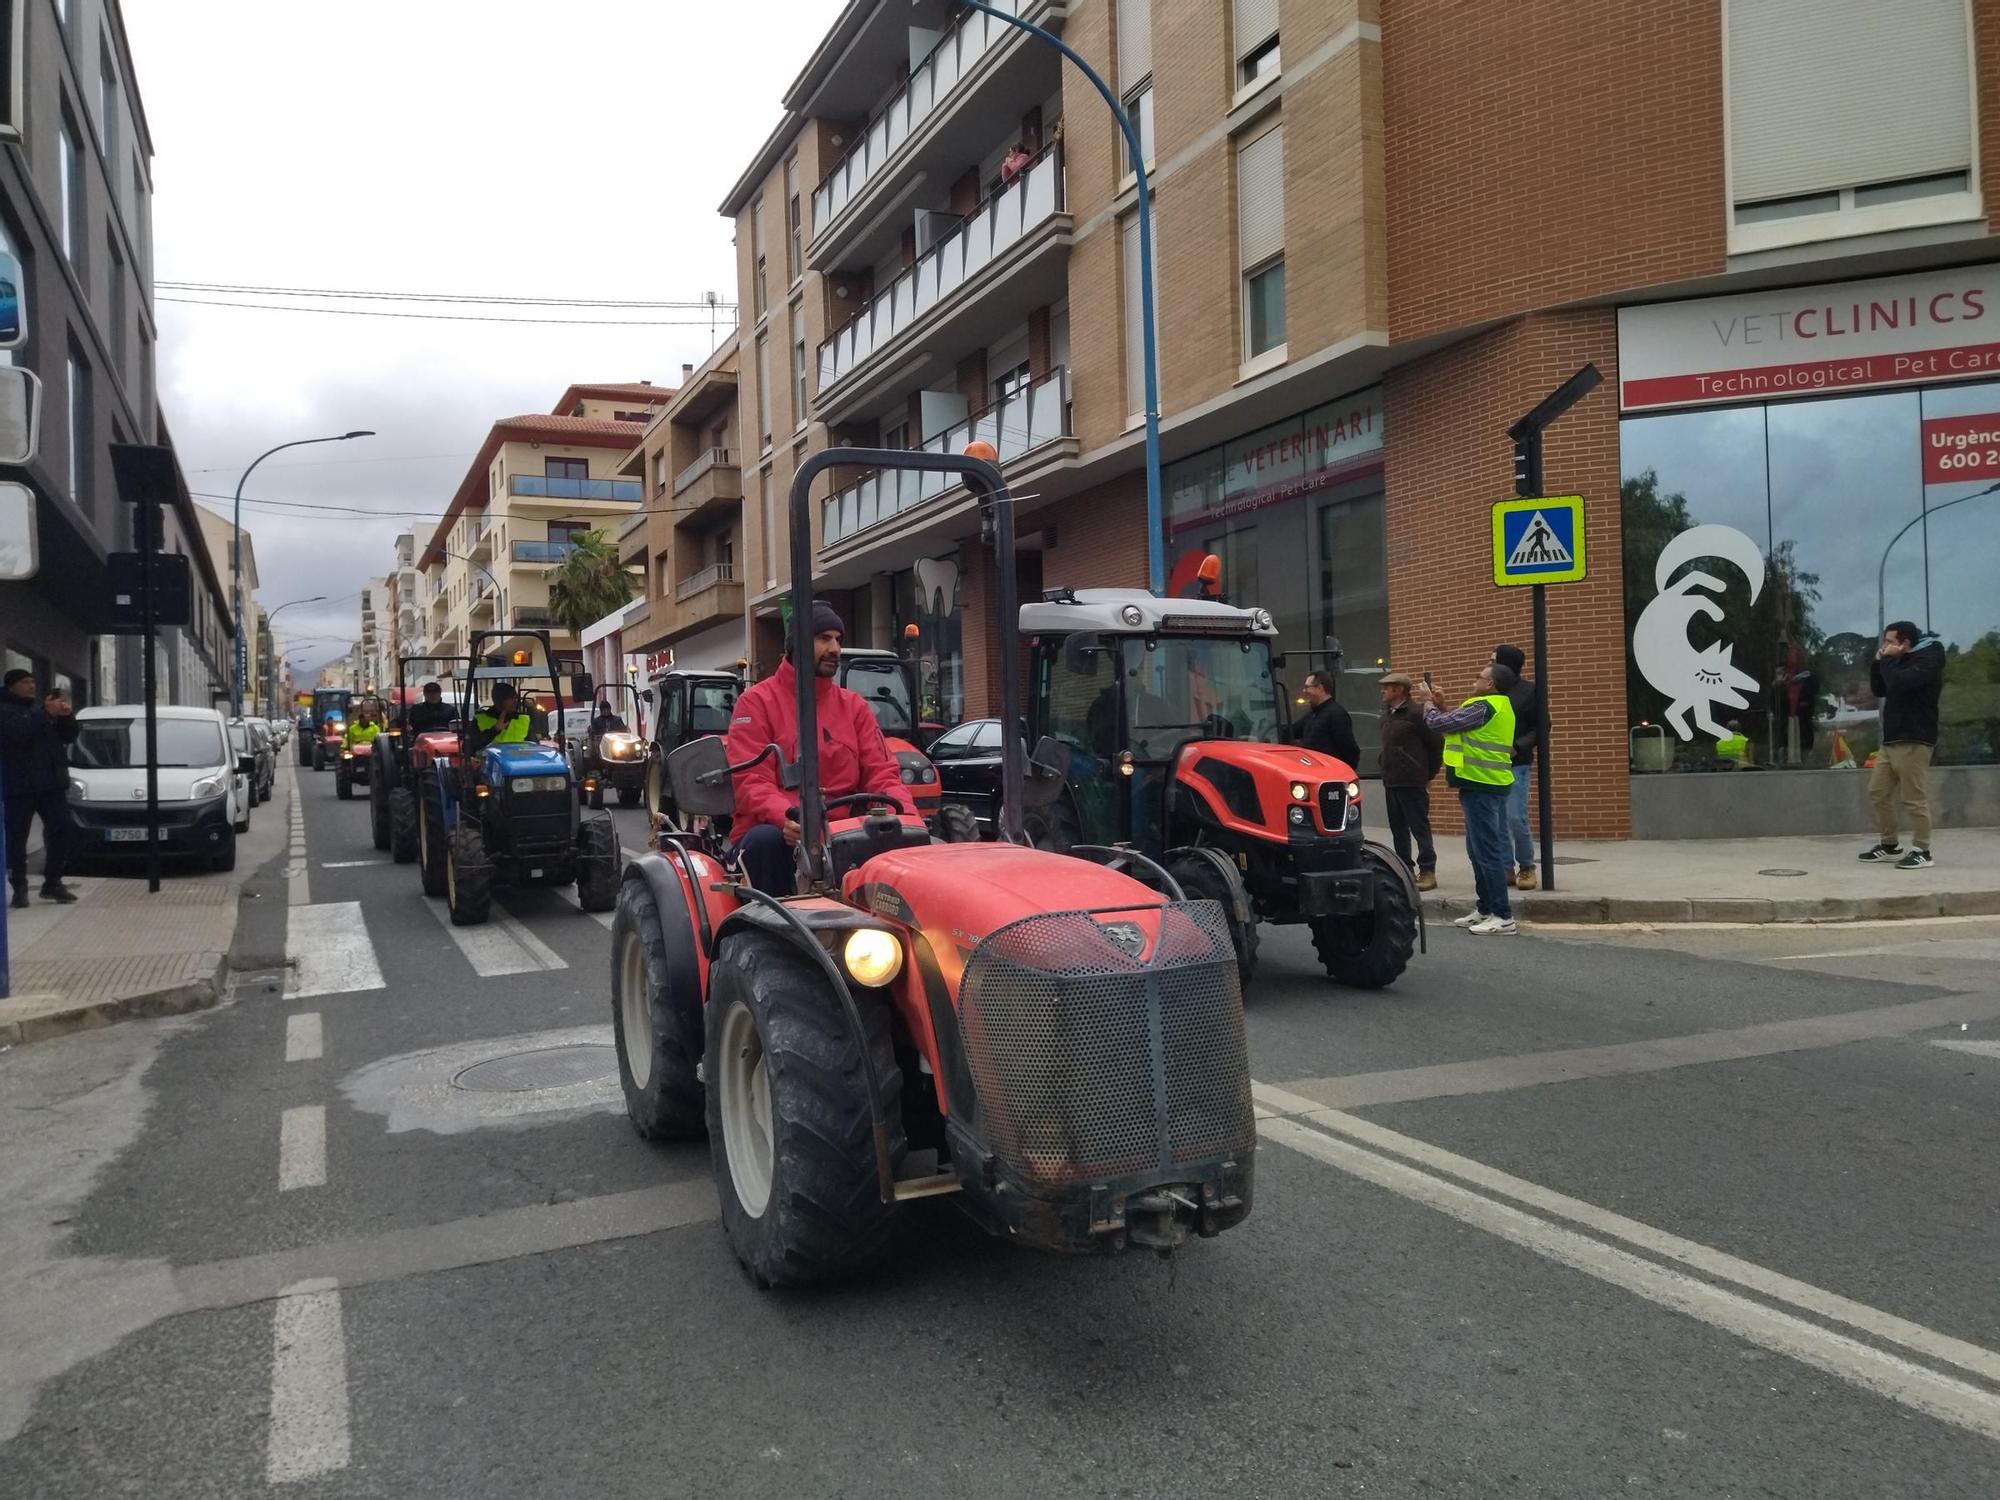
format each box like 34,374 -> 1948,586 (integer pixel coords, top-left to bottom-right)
609,448 -> 1255,1287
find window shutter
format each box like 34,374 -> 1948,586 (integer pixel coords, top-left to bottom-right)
1237,123 -> 1285,268
1233,0 -> 1279,58
1728,0 -> 1973,204
1117,0 -> 1151,85
1123,216 -> 1145,417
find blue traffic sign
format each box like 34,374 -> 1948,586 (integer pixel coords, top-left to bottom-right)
1491,495 -> 1586,587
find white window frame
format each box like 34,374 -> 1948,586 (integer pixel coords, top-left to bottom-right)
1722,0 -> 1984,256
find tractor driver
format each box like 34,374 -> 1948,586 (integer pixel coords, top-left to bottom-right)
725,600 -> 917,895
465,682 -> 534,754
404,681 -> 455,735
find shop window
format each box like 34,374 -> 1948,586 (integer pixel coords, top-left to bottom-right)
1725,0 -> 1980,252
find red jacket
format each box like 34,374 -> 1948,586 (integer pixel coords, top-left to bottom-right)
726,657 -> 916,833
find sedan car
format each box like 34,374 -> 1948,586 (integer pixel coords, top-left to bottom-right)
926,717 -> 1009,832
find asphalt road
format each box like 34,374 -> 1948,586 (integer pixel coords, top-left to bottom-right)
4,760 -> 1998,1497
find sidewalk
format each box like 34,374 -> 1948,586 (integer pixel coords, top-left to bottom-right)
1421,828 -> 2000,924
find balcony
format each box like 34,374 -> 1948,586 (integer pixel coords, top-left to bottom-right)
510,540 -> 576,565
816,147 -> 1067,405
810,0 -> 1059,260
508,474 -> 642,503
468,578 -> 497,621
467,512 -> 495,562
511,608 -> 554,630
671,563 -> 743,633
672,447 -> 742,528
823,366 -> 1073,550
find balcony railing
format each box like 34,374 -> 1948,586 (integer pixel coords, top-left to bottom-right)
512,608 -> 554,629
674,563 -> 737,601
511,540 -> 576,564
672,447 -> 735,495
817,147 -> 1063,392
823,366 -> 1071,548
508,474 -> 643,502
811,0 -> 1039,239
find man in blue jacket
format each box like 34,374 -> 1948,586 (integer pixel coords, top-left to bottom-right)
1860,621 -> 1945,870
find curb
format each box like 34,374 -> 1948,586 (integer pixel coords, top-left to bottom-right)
0,951 -> 230,1048
1423,888 -> 2000,926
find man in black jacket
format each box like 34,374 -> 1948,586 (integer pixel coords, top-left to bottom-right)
1292,670 -> 1361,768
1,669 -> 81,907
1861,621 -> 1946,869
1377,673 -> 1443,890
1492,645 -> 1541,889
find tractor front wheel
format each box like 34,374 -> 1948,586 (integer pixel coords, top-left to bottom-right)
610,877 -> 705,1141
1168,855 -> 1258,989
704,937 -> 904,1289
1009,797 -> 1078,853
1310,849 -> 1417,990
617,785 -> 640,808
418,799 -> 449,897
446,821 -> 491,925
369,782 -> 391,850
575,816 -> 619,912
935,802 -> 981,843
335,766 -> 353,800
389,788 -> 419,863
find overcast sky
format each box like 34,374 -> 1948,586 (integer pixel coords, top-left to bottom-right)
123,0 -> 836,680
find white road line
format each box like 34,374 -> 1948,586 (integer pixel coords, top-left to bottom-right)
265,1278 -> 351,1484
319,858 -> 387,869
551,882 -> 616,929
277,1106 -> 327,1191
284,1013 -> 323,1062
421,895 -> 568,976
285,902 -> 384,998
1932,1038 -> 2000,1059
1258,1113 -> 2000,1442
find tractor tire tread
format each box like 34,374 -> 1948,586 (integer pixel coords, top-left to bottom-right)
389,788 -> 419,864
446,820 -> 491,925
1310,849 -> 1417,990
418,798 -> 449,897
610,877 -> 706,1141
575,816 -> 620,912
1168,854 -> 1259,988
935,802 -> 982,843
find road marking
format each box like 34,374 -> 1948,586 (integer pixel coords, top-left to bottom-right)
1932,1039 -> 2000,1059
277,1106 -> 327,1191
1775,937 -> 2000,961
1269,990 -> 2000,1109
265,1279 -> 350,1484
551,882 -> 616,929
285,902 -> 383,998
284,1013 -> 323,1062
1258,1110 -> 2000,1443
319,859 -> 387,869
421,895 -> 568,975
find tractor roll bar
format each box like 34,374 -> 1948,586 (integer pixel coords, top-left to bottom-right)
784,447 -> 1019,886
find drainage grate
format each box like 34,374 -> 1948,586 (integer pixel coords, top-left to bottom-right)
1758,868 -> 1809,878
452,1045 -> 618,1093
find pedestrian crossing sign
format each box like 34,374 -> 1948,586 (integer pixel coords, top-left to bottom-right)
1492,495 -> 1586,587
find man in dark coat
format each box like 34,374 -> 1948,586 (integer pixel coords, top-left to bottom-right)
1377,672 -> 1442,890
1861,621 -> 1946,869
1292,669 -> 1361,768
1,669 -> 81,906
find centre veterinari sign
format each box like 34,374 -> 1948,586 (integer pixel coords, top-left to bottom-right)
1617,266 -> 2000,411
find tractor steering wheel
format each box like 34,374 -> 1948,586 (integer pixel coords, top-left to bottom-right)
822,792 -> 903,816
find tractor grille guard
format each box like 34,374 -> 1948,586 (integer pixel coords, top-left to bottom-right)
956,900 -> 1254,1189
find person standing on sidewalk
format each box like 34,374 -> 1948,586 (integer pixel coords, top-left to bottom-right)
1414,661 -> 1519,935
1377,673 -> 1442,891
1860,620 -> 1945,869
1492,644 -> 1540,889
1,669 -> 81,907
1291,670 -> 1362,768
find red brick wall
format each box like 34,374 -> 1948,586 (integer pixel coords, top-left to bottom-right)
1383,309 -> 1630,839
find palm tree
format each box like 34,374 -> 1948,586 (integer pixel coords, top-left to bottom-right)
545,529 -> 635,636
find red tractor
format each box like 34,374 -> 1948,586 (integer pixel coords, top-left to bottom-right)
1011,587 -> 1422,991
609,447 -> 1255,1287
375,654 -> 469,863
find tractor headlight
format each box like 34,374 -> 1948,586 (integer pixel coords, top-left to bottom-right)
601,733 -> 642,761
341,750 -> 354,761
842,929 -> 904,987
1290,781 -> 1310,802
1119,603 -> 1145,627
1346,780 -> 1362,799
1251,607 -> 1275,631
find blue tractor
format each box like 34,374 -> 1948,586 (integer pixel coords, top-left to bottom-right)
429,629 -> 621,926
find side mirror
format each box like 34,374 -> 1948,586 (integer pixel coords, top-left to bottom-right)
1061,632 -> 1104,678
236,754 -> 257,777
570,673 -> 595,703
640,688 -> 655,707
1019,736 -> 1070,808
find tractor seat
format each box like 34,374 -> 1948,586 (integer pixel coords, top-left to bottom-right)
825,812 -> 931,885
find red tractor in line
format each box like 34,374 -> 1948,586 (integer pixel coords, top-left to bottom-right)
610,447 -> 1255,1288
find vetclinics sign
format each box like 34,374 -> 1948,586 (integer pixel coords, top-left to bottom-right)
1618,266 -> 2000,411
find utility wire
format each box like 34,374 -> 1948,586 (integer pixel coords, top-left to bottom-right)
159,296 -> 733,327
157,279 -> 735,310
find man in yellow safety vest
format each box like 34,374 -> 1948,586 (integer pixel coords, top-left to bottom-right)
467,683 -> 533,754
1413,661 -> 1520,936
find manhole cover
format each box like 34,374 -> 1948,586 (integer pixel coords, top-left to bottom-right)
1758,868 -> 1809,878
452,1045 -> 617,1093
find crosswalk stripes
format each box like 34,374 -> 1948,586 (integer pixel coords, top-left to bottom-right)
286,903 -> 386,998
552,881 -> 616,930
420,895 -> 569,976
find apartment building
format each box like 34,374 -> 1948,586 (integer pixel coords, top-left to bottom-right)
618,337 -> 748,672
0,0 -> 192,708
416,383 -> 671,670
713,0 -> 2000,839
192,504 -> 261,712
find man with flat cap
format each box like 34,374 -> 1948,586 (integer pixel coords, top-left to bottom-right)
1377,671 -> 1442,891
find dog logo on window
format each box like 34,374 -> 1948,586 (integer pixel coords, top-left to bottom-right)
1631,524 -> 1766,742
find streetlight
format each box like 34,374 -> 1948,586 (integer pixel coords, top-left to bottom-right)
938,0 -> 1165,594
262,596 -> 327,711
1876,478 -> 2000,637
231,430 -> 374,716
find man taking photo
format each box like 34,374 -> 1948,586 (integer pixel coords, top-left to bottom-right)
2,669 -> 81,907
1860,620 -> 1945,869
725,601 -> 915,895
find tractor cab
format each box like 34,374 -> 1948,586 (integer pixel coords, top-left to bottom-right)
309,687 -> 352,772
643,667 -> 744,830
1022,586 -> 1421,991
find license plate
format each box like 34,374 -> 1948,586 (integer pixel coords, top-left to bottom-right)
529,868 -> 543,878
105,827 -> 153,843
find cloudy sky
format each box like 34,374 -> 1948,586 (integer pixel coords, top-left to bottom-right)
123,0 -> 836,679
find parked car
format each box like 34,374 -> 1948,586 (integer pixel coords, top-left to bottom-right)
926,717 -> 1015,833
225,719 -> 263,826
236,717 -> 277,804
67,705 -> 256,871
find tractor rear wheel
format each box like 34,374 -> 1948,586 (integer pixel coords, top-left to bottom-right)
1310,848 -> 1417,990
389,788 -> 419,864
418,797 -> 449,896
935,802 -> 981,843
617,785 -> 640,808
575,816 -> 619,912
369,781 -> 391,850
610,877 -> 705,1141
1168,854 -> 1258,988
446,821 -> 492,926
704,937 -> 905,1288
1010,797 -> 1078,853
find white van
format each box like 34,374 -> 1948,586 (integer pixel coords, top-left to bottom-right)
67,705 -> 256,872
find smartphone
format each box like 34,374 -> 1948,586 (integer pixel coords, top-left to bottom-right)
1422,672 -> 1433,690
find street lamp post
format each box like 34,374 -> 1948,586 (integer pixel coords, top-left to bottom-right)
263,595 -> 327,716
1876,478 -> 2000,638
231,431 -> 374,717
946,0 -> 1165,594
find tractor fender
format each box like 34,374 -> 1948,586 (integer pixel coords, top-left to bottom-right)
712,895 -> 900,955
623,852 -> 711,998
1361,838 -> 1427,955
1164,844 -> 1253,928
